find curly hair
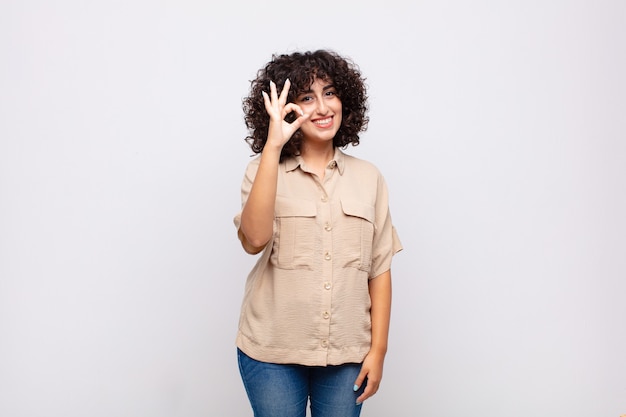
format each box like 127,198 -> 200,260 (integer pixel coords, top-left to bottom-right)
242,49 -> 369,161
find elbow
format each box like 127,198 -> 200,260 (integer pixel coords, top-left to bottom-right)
247,235 -> 270,250
239,227 -> 271,253
239,218 -> 272,252
243,241 -> 266,255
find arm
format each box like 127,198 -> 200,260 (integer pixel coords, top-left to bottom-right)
239,142 -> 281,250
354,269 -> 392,405
239,79 -> 309,251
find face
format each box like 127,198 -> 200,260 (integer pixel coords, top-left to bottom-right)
295,78 -> 342,144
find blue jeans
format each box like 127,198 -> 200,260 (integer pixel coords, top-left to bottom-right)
237,348 -> 364,417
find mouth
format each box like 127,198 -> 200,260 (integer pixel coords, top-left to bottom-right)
312,116 -> 333,128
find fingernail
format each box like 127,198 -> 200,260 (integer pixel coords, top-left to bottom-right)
356,401 -> 362,406
300,110 -> 304,116
353,384 -> 359,391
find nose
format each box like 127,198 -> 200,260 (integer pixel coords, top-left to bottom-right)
315,97 -> 328,115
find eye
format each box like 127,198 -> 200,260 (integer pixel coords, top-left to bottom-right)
299,95 -> 313,102
325,90 -> 337,97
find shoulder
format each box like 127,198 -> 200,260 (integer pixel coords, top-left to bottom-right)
245,154 -> 262,169
339,152 -> 389,204
243,154 -> 294,172
342,152 -> 383,179
241,155 -> 262,178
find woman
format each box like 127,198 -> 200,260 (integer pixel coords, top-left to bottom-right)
234,49 -> 402,417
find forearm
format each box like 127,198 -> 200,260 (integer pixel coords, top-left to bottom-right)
368,269 -> 392,355
239,145 -> 282,249
353,269 -> 392,403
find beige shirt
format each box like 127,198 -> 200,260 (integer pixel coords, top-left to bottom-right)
234,148 -> 402,366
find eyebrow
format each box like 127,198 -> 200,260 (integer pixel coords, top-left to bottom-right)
300,84 -> 336,94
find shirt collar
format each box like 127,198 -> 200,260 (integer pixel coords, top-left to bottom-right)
284,155 -> 301,172
284,148 -> 345,175
333,148 -> 346,175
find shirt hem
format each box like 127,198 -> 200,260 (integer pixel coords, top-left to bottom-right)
236,332 -> 369,367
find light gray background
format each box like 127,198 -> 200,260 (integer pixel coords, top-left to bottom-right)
1,1 -> 624,416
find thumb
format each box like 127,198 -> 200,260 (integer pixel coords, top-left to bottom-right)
290,111 -> 310,131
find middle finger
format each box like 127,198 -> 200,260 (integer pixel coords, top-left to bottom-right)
278,79 -> 291,105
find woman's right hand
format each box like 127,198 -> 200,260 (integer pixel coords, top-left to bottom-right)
262,79 -> 309,150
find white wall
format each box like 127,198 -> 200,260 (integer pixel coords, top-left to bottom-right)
1,1 -> 624,416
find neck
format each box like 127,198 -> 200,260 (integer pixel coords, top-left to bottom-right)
300,142 -> 334,166
300,142 -> 335,180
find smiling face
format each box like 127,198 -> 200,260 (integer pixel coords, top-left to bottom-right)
295,78 -> 342,145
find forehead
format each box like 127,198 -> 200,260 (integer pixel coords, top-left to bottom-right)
302,77 -> 333,92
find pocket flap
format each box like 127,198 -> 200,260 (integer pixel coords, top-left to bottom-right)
340,198 -> 375,223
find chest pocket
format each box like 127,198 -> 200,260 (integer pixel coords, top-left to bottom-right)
338,198 -> 375,273
272,197 -> 317,270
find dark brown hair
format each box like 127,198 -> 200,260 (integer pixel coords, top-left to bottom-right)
242,50 -> 369,160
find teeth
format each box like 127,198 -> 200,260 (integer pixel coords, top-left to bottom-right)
314,117 -> 332,125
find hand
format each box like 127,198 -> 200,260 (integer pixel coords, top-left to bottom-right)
354,350 -> 385,405
261,79 -> 309,149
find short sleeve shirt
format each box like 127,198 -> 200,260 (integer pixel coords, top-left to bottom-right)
233,148 -> 402,366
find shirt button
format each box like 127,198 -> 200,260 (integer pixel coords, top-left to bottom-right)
321,195 -> 328,202
324,223 -> 332,231
329,161 -> 337,168
324,252 -> 331,261
324,282 -> 331,290
322,311 -> 330,319
321,340 -> 328,348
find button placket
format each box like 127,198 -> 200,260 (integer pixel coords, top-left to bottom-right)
317,182 -> 333,354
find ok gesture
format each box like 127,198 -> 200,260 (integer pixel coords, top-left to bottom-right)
262,79 -> 309,149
